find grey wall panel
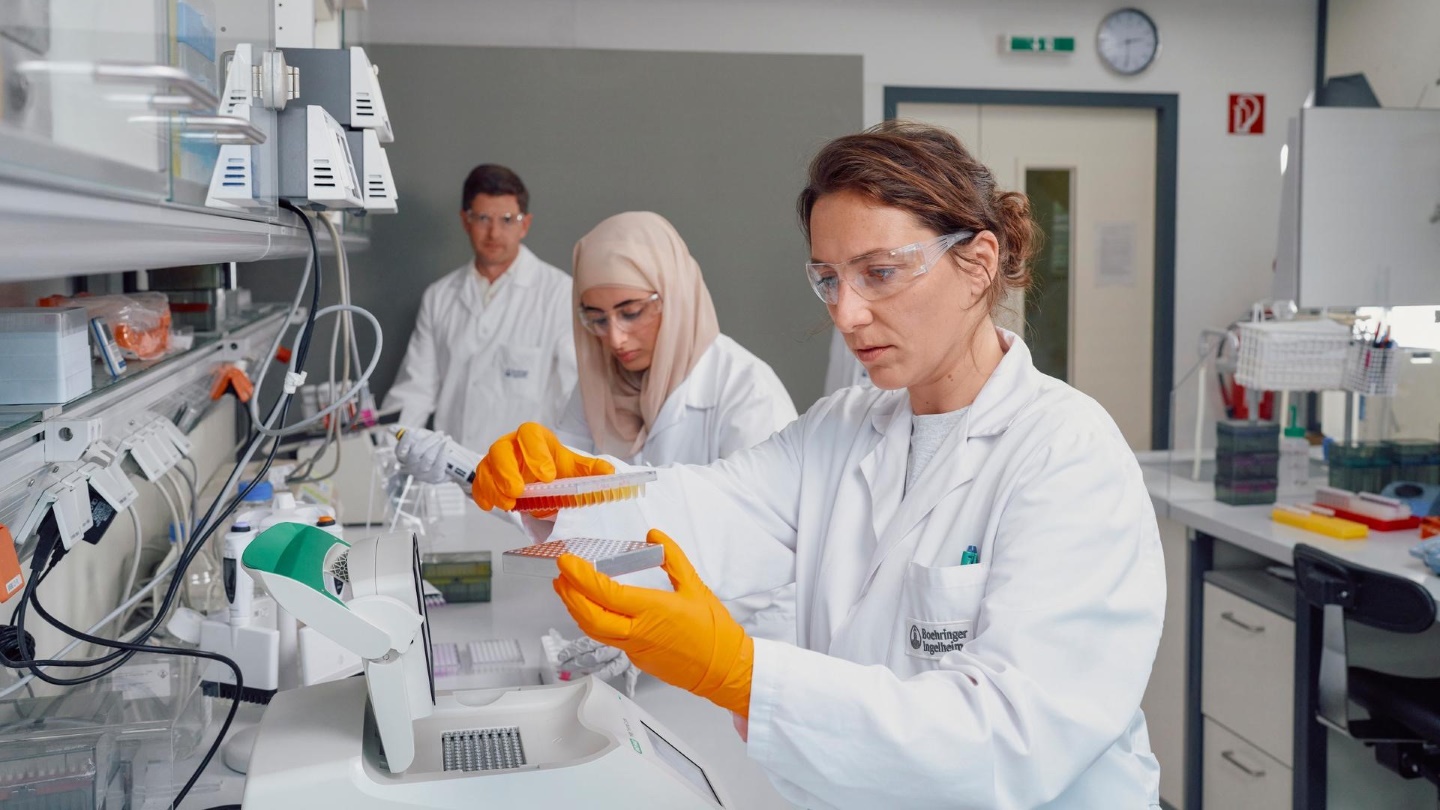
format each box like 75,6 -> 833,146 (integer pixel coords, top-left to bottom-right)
242,45 -> 861,413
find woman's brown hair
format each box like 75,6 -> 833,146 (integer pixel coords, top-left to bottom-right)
797,120 -> 1038,314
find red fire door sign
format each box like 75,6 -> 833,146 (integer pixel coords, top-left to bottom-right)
1229,94 -> 1265,135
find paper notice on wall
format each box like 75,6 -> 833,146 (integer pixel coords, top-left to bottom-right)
1097,223 -> 1137,287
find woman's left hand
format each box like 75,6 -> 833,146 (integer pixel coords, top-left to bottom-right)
553,528 -> 754,717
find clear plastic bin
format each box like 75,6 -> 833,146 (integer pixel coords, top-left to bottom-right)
0,689 -> 121,810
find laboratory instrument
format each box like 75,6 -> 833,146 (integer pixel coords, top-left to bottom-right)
391,426 -> 482,486
513,471 -> 657,513
239,524 -> 730,808
278,105 -> 364,209
0,307 -> 92,404
502,538 -> 664,578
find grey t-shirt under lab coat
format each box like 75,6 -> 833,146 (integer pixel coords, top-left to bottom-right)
906,407 -> 969,495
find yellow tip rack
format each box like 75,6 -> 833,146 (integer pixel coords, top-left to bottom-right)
1271,504 -> 1368,540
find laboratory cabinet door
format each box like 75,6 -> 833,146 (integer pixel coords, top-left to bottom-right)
896,102 -> 1158,450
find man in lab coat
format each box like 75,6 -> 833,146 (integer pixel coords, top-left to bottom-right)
384,164 -> 577,451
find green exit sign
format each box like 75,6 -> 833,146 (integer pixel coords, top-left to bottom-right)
1004,35 -> 1076,53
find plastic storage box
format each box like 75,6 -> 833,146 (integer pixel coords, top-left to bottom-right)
1384,439 -> 1440,487
421,551 -> 492,603
1216,421 -> 1280,455
1215,478 -> 1278,506
1215,451 -> 1280,481
1328,442 -> 1391,493
0,307 -> 93,405
0,689 -> 122,809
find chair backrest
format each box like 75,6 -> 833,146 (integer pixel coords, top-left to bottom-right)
1294,544 -> 1436,633
1293,543 -> 1437,738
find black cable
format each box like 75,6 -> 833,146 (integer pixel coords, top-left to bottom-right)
25,558 -> 243,807
2,218 -> 317,680
0,203 -> 328,800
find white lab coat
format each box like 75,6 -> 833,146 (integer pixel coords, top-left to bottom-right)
552,333 -> 800,642
552,329 -> 1165,809
384,246 -> 578,451
552,334 -> 797,467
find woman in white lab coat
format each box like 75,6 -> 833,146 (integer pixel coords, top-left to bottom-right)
554,211 -> 798,643
554,210 -> 796,470
473,122 -> 1166,809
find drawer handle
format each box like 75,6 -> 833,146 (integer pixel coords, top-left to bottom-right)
1221,750 -> 1266,778
1220,611 -> 1265,634
17,60 -> 221,112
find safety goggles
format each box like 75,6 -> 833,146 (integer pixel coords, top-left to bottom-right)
464,210 -> 527,229
805,231 -> 977,305
577,293 -> 662,337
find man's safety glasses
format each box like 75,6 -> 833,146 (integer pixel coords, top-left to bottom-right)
578,293 -> 663,337
465,211 -> 527,229
805,231 -> 977,305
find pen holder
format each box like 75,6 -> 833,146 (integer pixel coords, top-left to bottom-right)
1342,341 -> 1399,397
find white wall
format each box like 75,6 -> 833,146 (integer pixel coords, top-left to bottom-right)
1327,0 -> 1440,109
363,0 -> 1316,444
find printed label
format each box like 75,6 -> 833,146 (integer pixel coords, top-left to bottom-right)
503,368 -> 530,379
904,617 -> 972,660
111,662 -> 172,699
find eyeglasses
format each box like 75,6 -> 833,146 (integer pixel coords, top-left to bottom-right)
577,293 -> 662,337
465,211 -> 527,229
805,231 -> 977,305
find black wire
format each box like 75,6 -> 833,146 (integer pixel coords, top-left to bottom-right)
25,559 -> 243,807
0,203 -> 328,801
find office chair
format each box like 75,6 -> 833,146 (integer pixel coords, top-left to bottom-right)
1293,544 -> 1440,807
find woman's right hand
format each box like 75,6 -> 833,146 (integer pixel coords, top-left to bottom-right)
473,422 -> 615,511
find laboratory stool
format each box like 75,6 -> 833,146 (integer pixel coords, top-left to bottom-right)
1293,544 -> 1440,808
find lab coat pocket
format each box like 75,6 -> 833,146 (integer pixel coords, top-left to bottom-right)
899,561 -> 987,664
498,345 -> 543,401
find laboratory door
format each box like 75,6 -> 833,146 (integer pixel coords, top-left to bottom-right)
896,102 -> 1158,450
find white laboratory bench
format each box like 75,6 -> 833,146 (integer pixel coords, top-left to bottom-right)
177,507 -> 792,810
1136,451 -> 1440,602
1136,451 -> 1440,810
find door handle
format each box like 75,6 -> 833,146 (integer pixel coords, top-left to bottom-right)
1220,611 -> 1265,634
1220,750 -> 1266,778
126,114 -> 267,145
18,60 -> 220,112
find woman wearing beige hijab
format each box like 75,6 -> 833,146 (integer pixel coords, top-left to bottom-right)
550,211 -> 798,660
553,211 -> 796,468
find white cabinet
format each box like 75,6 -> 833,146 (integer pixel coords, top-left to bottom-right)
1203,718 -> 1292,810
1202,582 -> 1295,767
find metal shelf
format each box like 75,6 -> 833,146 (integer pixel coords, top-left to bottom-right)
0,176 -> 368,282
0,305 -> 292,542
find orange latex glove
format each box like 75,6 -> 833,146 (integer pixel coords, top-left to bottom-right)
471,422 -> 614,511
554,528 -> 754,718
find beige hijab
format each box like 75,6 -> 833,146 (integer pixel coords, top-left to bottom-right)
572,212 -> 720,459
